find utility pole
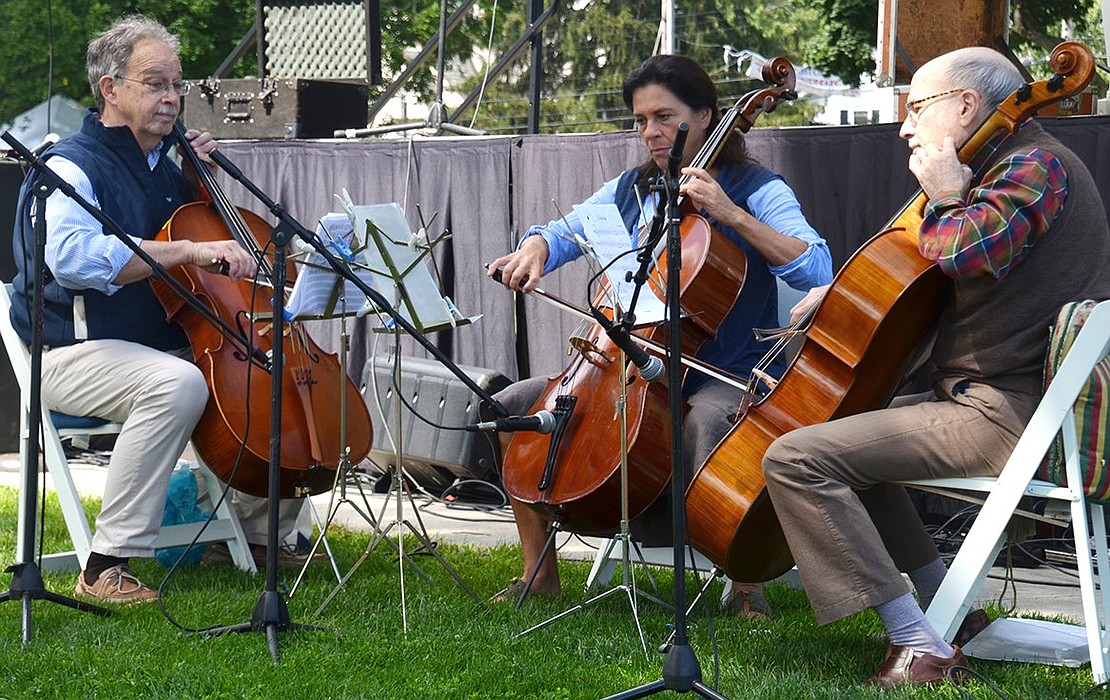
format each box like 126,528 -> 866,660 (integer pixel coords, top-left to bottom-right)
654,0 -> 675,55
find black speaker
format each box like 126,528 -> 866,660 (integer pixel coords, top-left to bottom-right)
362,356 -> 510,492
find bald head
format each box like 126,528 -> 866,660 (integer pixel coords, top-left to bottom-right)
918,47 -> 1025,112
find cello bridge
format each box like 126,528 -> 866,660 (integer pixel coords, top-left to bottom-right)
568,336 -> 613,368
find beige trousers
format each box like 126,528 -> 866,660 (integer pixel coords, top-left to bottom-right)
41,339 -> 303,558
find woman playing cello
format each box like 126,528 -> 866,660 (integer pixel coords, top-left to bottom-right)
486,54 -> 832,613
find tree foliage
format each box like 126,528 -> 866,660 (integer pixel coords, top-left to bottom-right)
0,0 -> 258,123
1,0 -> 1102,132
804,0 -> 1104,86
452,0 -> 825,134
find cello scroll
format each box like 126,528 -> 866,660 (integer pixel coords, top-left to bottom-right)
735,57 -> 798,133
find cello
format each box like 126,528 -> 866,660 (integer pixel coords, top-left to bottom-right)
150,121 -> 373,498
500,58 -> 799,535
685,42 -> 1097,582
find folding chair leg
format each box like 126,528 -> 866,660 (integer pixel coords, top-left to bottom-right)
1091,503 -> 1110,682
925,529 -> 1007,642
1073,498 -> 1109,682
22,408 -> 94,573
197,464 -> 256,574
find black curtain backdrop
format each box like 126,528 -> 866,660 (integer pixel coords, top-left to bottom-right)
0,160 -> 23,451
3,117 -> 1107,450
217,115 -> 1110,386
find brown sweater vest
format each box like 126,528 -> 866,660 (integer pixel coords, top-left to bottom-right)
930,121 -> 1110,397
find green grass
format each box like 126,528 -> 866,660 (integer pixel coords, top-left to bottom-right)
0,486 -> 1095,699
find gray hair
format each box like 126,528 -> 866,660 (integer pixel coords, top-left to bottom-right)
942,47 -> 1026,110
87,15 -> 179,109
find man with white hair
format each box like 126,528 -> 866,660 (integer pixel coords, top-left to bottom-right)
766,46 -> 1110,687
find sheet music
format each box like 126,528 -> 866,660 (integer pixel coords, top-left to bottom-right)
575,203 -> 667,325
285,213 -> 379,320
347,202 -> 475,333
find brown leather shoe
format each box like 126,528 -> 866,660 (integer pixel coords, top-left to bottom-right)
74,564 -> 158,605
953,608 -> 990,647
863,644 -> 969,688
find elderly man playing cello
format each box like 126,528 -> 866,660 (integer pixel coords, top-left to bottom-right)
9,15 -> 316,604
765,46 -> 1110,687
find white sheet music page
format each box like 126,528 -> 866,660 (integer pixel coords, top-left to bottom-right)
348,202 -> 469,333
575,203 -> 666,325
285,213 -> 378,319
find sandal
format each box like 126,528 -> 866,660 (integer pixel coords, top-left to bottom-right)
489,577 -> 528,604
489,577 -> 560,604
723,583 -> 772,619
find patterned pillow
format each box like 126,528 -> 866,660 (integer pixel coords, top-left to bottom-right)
1038,300 -> 1110,502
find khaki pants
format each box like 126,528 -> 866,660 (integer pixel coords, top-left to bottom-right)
41,339 -> 304,558
762,382 -> 1037,624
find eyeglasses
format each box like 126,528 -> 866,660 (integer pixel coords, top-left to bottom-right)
115,76 -> 191,97
904,87 -> 966,122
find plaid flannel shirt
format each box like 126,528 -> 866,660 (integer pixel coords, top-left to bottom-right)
919,147 -> 1067,279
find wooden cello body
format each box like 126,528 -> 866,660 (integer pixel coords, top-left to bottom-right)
501,215 -> 744,533
685,42 -> 1096,582
502,58 -> 799,534
150,123 -> 373,498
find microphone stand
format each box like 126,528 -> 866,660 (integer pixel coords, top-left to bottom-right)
0,141 -> 112,642
201,216 -> 316,662
603,126 -> 729,699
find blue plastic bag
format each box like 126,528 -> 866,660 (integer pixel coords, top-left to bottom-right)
155,463 -> 211,567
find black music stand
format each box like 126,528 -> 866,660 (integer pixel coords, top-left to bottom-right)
0,144 -> 113,641
603,130 -> 730,700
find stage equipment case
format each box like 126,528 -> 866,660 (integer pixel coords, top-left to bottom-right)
183,77 -> 368,139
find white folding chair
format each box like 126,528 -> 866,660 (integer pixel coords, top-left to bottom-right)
900,299 -> 1110,682
0,282 -> 256,574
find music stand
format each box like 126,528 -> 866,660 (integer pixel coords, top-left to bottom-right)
287,215 -> 386,596
209,152 -> 523,639
314,202 -> 480,626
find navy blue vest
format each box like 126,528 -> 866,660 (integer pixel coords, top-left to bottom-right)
613,162 -> 787,395
10,110 -> 191,350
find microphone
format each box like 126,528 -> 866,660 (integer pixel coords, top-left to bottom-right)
589,307 -> 666,383
606,324 -> 666,382
667,123 -> 689,178
467,410 -> 557,434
